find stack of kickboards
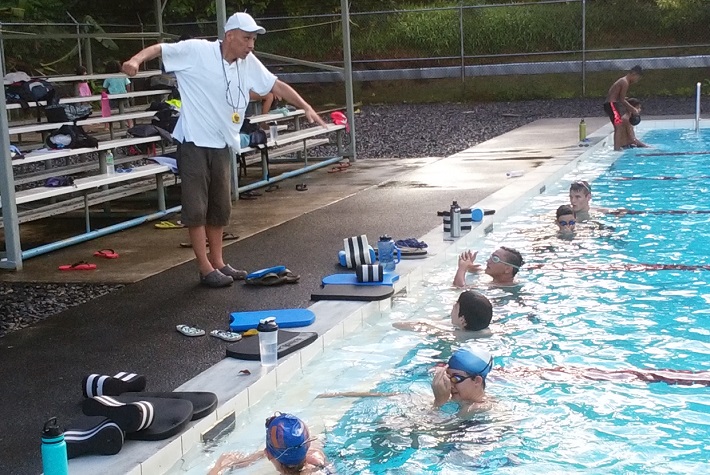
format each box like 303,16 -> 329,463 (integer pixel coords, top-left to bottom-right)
65,372 -> 217,459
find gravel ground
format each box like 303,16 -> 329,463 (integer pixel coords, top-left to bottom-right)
1,96 -> 707,338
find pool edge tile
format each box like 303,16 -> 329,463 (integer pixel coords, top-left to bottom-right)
140,438 -> 182,475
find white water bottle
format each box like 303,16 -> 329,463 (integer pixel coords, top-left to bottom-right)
506,170 -> 524,178
106,150 -> 115,174
257,317 -> 279,367
269,122 -> 278,142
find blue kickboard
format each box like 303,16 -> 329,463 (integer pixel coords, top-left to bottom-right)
321,272 -> 399,287
229,309 -> 316,332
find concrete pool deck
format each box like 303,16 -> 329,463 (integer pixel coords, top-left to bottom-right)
7,115 -> 697,475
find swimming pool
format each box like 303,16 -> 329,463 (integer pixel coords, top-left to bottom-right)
169,125 -> 710,474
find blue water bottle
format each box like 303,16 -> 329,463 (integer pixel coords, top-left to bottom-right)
41,417 -> 69,475
377,235 -> 401,272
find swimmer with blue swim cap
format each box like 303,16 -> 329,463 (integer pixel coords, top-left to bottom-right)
432,346 -> 494,417
209,412 -> 329,475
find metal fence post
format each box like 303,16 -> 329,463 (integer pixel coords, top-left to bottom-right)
0,22 -> 6,77
83,34 -> 93,74
341,0 -> 357,161
0,88 -> 22,270
459,2 -> 465,87
582,0 -> 587,96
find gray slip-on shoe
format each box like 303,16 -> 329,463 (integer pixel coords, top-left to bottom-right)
220,265 -> 248,281
200,270 -> 233,288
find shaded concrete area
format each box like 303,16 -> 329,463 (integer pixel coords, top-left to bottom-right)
0,118 -> 603,475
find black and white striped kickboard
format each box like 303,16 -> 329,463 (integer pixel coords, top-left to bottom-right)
65,420 -> 124,458
343,235 -> 372,268
356,264 -> 384,283
83,372 -> 145,398
83,396 -> 155,433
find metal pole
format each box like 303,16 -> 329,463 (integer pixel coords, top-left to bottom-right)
341,0 -> 357,161
216,0 -> 227,39
0,22 -> 6,77
66,12 -> 82,66
83,35 -> 93,74
459,2 -> 465,87
137,13 -> 146,69
581,0 -> 586,97
154,0 -> 164,43
696,82 -> 701,132
0,85 -> 22,270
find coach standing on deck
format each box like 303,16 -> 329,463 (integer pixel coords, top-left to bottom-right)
122,12 -> 326,288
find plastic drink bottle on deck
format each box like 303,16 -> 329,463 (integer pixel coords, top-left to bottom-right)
377,235 -> 401,272
257,317 -> 279,367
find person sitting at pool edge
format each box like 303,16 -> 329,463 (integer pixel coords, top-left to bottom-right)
556,204 -> 576,236
453,247 -> 524,288
616,98 -> 649,151
432,346 -> 493,418
393,290 -> 493,335
208,413 -> 329,475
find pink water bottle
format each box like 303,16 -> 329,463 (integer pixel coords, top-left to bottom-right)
101,91 -> 111,118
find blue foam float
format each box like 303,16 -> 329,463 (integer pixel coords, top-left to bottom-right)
321,272 -> 399,287
229,308 -> 315,332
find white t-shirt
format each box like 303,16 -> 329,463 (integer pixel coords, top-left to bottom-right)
161,39 -> 276,151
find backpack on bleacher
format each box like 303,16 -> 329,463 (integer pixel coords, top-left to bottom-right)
44,104 -> 93,123
5,79 -> 58,109
46,125 -> 98,150
151,108 -> 179,133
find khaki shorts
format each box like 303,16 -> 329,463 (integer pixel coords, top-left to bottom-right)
176,142 -> 232,227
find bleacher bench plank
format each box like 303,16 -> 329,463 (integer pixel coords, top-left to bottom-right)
9,111 -> 158,135
5,89 -> 172,110
248,109 -> 305,124
11,136 -> 163,167
11,164 -> 172,206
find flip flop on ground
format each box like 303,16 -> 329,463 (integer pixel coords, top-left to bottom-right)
328,162 -> 351,173
154,221 -> 184,229
176,325 -> 205,337
239,191 -> 262,200
93,249 -> 119,259
59,261 -> 97,271
296,183 -> 308,191
245,268 -> 300,286
210,330 -> 242,342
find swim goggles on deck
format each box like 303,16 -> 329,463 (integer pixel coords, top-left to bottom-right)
490,254 -> 520,269
558,220 -> 576,226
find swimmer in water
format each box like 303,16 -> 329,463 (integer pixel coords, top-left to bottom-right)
209,413 -> 331,475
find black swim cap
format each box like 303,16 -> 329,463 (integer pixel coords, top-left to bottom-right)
629,115 -> 641,126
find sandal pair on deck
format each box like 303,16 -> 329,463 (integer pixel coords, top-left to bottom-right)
244,265 -> 300,286
175,325 -> 242,342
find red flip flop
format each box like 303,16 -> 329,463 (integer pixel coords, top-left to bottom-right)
58,261 -> 97,271
94,249 -> 119,259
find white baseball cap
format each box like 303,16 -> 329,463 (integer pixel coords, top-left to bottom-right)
225,12 -> 266,34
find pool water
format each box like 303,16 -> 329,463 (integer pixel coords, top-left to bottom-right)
170,128 -> 710,474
